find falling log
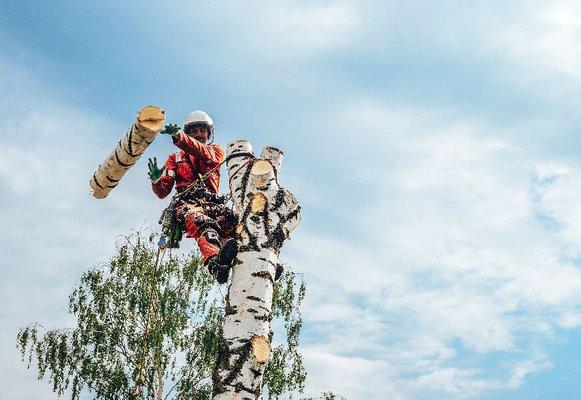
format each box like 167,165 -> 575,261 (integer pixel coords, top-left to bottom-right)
212,140 -> 301,400
89,105 -> 165,199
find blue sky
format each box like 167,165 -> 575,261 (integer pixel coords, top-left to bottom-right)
1,1 -> 581,399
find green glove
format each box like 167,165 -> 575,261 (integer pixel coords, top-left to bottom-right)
147,157 -> 165,181
160,123 -> 180,136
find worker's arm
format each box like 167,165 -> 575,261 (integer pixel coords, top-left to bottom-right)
172,133 -> 224,165
150,154 -> 176,199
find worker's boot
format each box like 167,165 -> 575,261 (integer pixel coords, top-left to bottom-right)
207,238 -> 238,284
275,263 -> 284,281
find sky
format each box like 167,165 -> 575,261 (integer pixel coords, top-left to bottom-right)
1,1 -> 581,399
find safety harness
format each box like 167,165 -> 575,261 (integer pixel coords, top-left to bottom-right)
157,151 -> 253,248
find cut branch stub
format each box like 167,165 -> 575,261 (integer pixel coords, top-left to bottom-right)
236,223 -> 245,235
250,192 -> 268,214
250,336 -> 270,364
260,146 -> 283,173
250,160 -> 275,189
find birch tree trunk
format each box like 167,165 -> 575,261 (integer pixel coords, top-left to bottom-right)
90,105 -> 165,199
212,140 -> 301,400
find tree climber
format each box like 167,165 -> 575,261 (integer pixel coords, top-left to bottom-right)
147,110 -> 237,284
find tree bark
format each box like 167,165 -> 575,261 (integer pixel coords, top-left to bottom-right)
90,105 -> 165,199
212,140 -> 301,400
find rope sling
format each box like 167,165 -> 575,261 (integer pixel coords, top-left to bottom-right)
158,152 -> 254,248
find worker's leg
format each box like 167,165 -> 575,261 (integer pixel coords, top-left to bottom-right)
216,206 -> 237,243
178,203 -> 237,283
179,204 -> 220,262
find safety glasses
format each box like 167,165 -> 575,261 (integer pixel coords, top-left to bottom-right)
184,124 -> 208,135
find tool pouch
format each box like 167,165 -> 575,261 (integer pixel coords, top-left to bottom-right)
158,201 -> 182,248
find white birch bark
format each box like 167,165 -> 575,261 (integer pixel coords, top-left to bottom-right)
89,105 -> 165,199
212,140 -> 301,400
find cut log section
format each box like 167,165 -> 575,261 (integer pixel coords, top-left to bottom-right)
89,105 -> 165,199
250,335 -> 271,364
212,139 -> 301,400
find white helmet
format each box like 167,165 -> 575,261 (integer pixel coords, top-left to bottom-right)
184,110 -> 214,127
184,110 -> 215,142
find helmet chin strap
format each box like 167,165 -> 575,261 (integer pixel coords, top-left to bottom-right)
209,126 -> 215,144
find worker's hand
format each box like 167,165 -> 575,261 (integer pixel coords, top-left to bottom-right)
160,124 -> 181,136
147,157 -> 165,181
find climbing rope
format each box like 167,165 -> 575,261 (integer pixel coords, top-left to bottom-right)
166,152 -> 254,212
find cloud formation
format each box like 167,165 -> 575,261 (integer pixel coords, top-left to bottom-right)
1,1 -> 581,399
290,100 -> 581,399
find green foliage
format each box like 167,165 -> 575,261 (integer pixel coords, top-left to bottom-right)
266,268 -> 307,399
303,393 -> 347,400
16,231 -> 308,399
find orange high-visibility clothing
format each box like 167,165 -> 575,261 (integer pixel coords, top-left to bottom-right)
151,133 -> 224,198
151,133 -> 230,262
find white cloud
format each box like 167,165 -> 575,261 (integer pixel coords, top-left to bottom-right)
0,56 -> 169,400
531,162 -> 581,252
501,2 -> 581,78
286,99 -> 581,399
302,348 -> 404,400
150,1 -> 359,66
413,367 -> 494,398
261,3 -> 358,55
3,3 -> 581,399
557,312 -> 581,329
